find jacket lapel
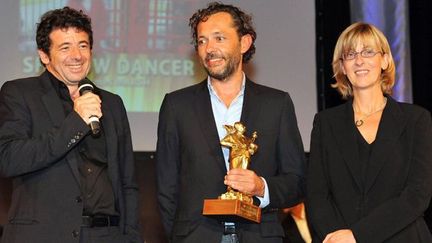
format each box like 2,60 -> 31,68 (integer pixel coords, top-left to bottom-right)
240,80 -> 262,133
239,80 -> 264,172
364,96 -> 407,193
40,72 -> 65,128
39,71 -> 81,184
331,100 -> 363,190
193,81 -> 227,172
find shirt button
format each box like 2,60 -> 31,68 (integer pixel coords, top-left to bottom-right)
71,138 -> 76,143
72,230 -> 79,238
75,196 -> 82,203
87,168 -> 92,174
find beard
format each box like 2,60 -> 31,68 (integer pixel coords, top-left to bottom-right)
204,52 -> 241,81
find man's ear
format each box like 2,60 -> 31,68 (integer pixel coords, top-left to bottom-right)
38,50 -> 50,65
240,34 -> 252,54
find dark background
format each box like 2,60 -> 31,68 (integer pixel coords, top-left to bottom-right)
1,1 -> 432,242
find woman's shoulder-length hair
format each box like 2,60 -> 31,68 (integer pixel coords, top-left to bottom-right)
331,22 -> 396,99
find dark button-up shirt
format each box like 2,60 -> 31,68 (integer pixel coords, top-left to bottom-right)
47,72 -> 117,216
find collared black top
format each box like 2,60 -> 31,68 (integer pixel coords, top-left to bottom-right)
47,71 -> 118,216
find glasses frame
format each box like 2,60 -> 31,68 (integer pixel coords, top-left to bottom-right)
341,49 -> 383,61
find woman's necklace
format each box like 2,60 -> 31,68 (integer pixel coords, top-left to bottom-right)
353,97 -> 387,127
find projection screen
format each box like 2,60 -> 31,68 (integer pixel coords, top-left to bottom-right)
0,0 -> 316,151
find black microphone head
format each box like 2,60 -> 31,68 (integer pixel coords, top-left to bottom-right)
78,78 -> 94,95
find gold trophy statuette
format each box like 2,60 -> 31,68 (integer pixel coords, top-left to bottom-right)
203,122 -> 261,223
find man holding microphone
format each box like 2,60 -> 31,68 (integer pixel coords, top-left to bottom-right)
0,7 -> 141,243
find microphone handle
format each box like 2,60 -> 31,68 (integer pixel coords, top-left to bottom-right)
89,115 -> 100,135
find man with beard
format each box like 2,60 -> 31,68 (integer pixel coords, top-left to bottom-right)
156,2 -> 305,243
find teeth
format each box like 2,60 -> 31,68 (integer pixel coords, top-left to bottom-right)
355,70 -> 368,74
69,65 -> 82,70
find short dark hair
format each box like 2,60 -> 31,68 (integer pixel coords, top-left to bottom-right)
189,2 -> 257,63
36,6 -> 93,56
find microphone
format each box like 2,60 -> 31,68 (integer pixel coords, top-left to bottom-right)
78,78 -> 100,135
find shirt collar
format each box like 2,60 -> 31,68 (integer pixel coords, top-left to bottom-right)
207,73 -> 246,100
46,71 -> 72,101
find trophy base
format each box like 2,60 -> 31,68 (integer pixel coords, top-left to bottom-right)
203,199 -> 261,223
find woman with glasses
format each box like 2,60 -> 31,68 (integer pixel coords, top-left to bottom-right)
306,22 -> 432,243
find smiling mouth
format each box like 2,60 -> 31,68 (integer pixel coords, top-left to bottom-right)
206,58 -> 224,67
68,64 -> 84,70
206,52 -> 224,62
355,70 -> 368,75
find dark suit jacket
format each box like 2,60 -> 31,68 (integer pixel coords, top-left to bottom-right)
0,71 -> 141,243
306,96 -> 432,243
156,79 -> 306,243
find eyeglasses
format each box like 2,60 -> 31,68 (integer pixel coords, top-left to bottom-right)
342,49 -> 382,61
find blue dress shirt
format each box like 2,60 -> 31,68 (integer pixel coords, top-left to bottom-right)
207,73 -> 269,208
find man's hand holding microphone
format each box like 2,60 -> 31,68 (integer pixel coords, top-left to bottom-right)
73,79 -> 102,135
